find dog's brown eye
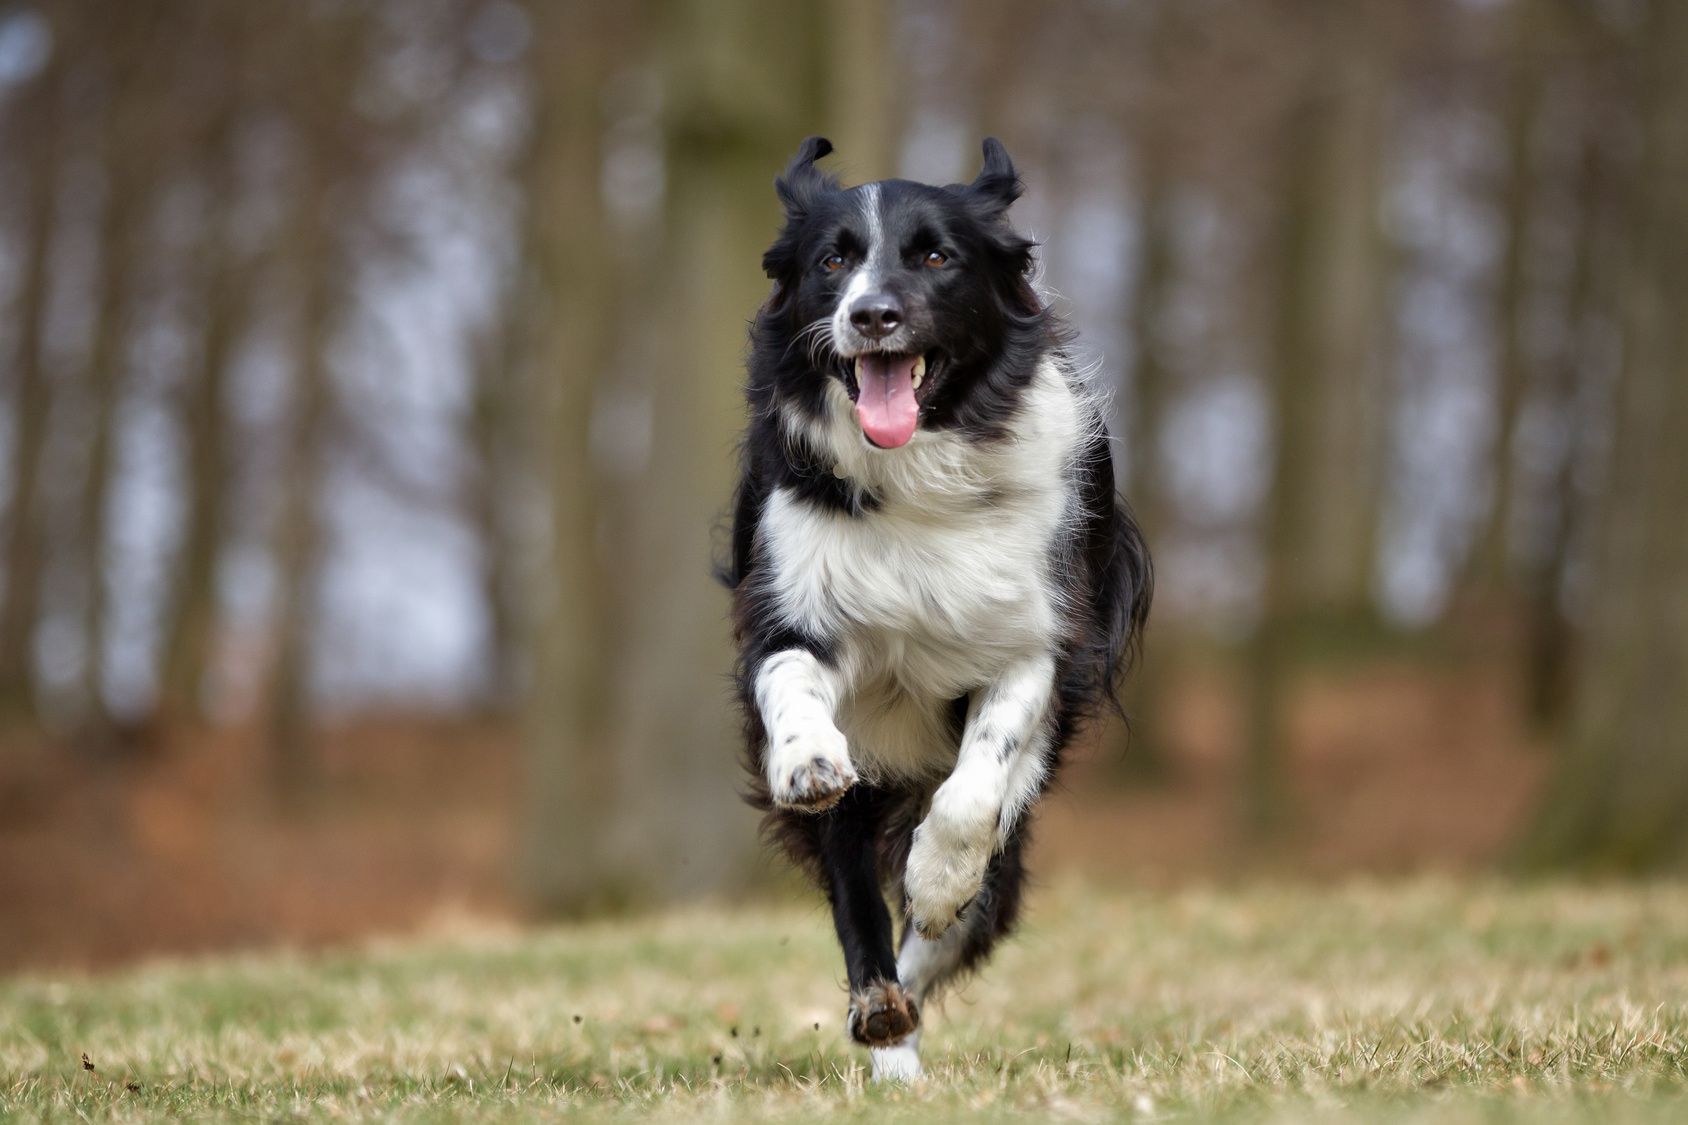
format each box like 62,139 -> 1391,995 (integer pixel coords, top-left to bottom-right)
821,253 -> 846,272
924,250 -> 948,268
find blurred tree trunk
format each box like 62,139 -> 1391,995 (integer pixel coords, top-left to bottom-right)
1298,3 -> 1390,620
1242,3 -> 1394,836
266,7 -> 362,794
0,47 -> 65,723
516,0 -> 621,912
466,306 -> 526,712
963,0 -> 1032,153
77,67 -> 157,740
159,79 -> 250,726
601,0 -> 823,899
1242,64 -> 1328,840
824,0 -> 898,178
1522,90 -> 1610,733
1471,0 -> 1545,598
1125,159 -> 1174,547
268,165 -> 332,797
1522,1 -> 1688,870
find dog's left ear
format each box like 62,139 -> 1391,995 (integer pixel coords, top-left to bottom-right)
967,137 -> 1023,215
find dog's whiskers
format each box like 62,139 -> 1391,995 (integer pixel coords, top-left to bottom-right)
782,318 -> 838,369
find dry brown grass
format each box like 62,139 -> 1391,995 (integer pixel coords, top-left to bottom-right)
4,877 -> 1687,1121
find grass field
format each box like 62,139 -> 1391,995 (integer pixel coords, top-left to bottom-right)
4,878 -> 1688,1122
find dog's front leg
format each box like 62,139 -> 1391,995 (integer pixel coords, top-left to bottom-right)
905,654 -> 1054,938
755,648 -> 857,811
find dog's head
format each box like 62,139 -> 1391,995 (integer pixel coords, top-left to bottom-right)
759,137 -> 1045,449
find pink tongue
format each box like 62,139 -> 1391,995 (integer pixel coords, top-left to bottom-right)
854,354 -> 920,448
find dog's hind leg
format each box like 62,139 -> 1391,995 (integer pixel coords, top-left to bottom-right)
813,787 -> 922,1075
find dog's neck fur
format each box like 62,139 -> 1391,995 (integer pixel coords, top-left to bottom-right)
776,353 -> 1094,520
756,352 -> 1094,783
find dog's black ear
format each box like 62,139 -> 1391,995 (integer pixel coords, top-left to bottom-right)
774,135 -> 837,216
967,137 -> 1023,215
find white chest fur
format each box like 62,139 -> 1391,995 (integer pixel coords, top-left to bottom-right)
759,359 -> 1089,779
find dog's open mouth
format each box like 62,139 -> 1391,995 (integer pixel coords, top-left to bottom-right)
843,352 -> 935,449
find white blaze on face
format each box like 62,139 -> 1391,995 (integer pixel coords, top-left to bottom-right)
829,183 -> 885,351
827,183 -> 923,448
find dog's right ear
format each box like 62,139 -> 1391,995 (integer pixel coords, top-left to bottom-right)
774,135 -> 837,216
764,137 -> 838,298
967,137 -> 1023,216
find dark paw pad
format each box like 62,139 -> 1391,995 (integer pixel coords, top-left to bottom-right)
847,980 -> 920,1047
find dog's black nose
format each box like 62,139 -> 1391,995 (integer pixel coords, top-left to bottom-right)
849,296 -> 903,339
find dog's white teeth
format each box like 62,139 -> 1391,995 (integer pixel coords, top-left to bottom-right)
854,357 -> 864,382
913,356 -> 926,389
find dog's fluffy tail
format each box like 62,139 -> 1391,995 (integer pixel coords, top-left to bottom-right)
1096,493 -> 1153,709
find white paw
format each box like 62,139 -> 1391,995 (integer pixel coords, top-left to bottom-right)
768,723 -> 856,812
871,1036 -> 923,1083
904,813 -> 991,939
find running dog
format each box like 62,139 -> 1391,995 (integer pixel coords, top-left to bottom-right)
723,136 -> 1151,1081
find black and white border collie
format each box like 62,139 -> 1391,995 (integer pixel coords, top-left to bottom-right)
723,137 -> 1151,1081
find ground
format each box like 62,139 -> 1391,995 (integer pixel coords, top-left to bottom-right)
5,878 -> 1687,1122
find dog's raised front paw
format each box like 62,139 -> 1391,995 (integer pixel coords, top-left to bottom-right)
769,725 -> 856,812
904,819 -> 990,939
847,979 -> 920,1047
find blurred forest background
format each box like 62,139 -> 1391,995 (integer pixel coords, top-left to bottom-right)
1,0 -> 1685,972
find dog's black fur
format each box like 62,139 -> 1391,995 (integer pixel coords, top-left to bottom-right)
722,137 -> 1151,1071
